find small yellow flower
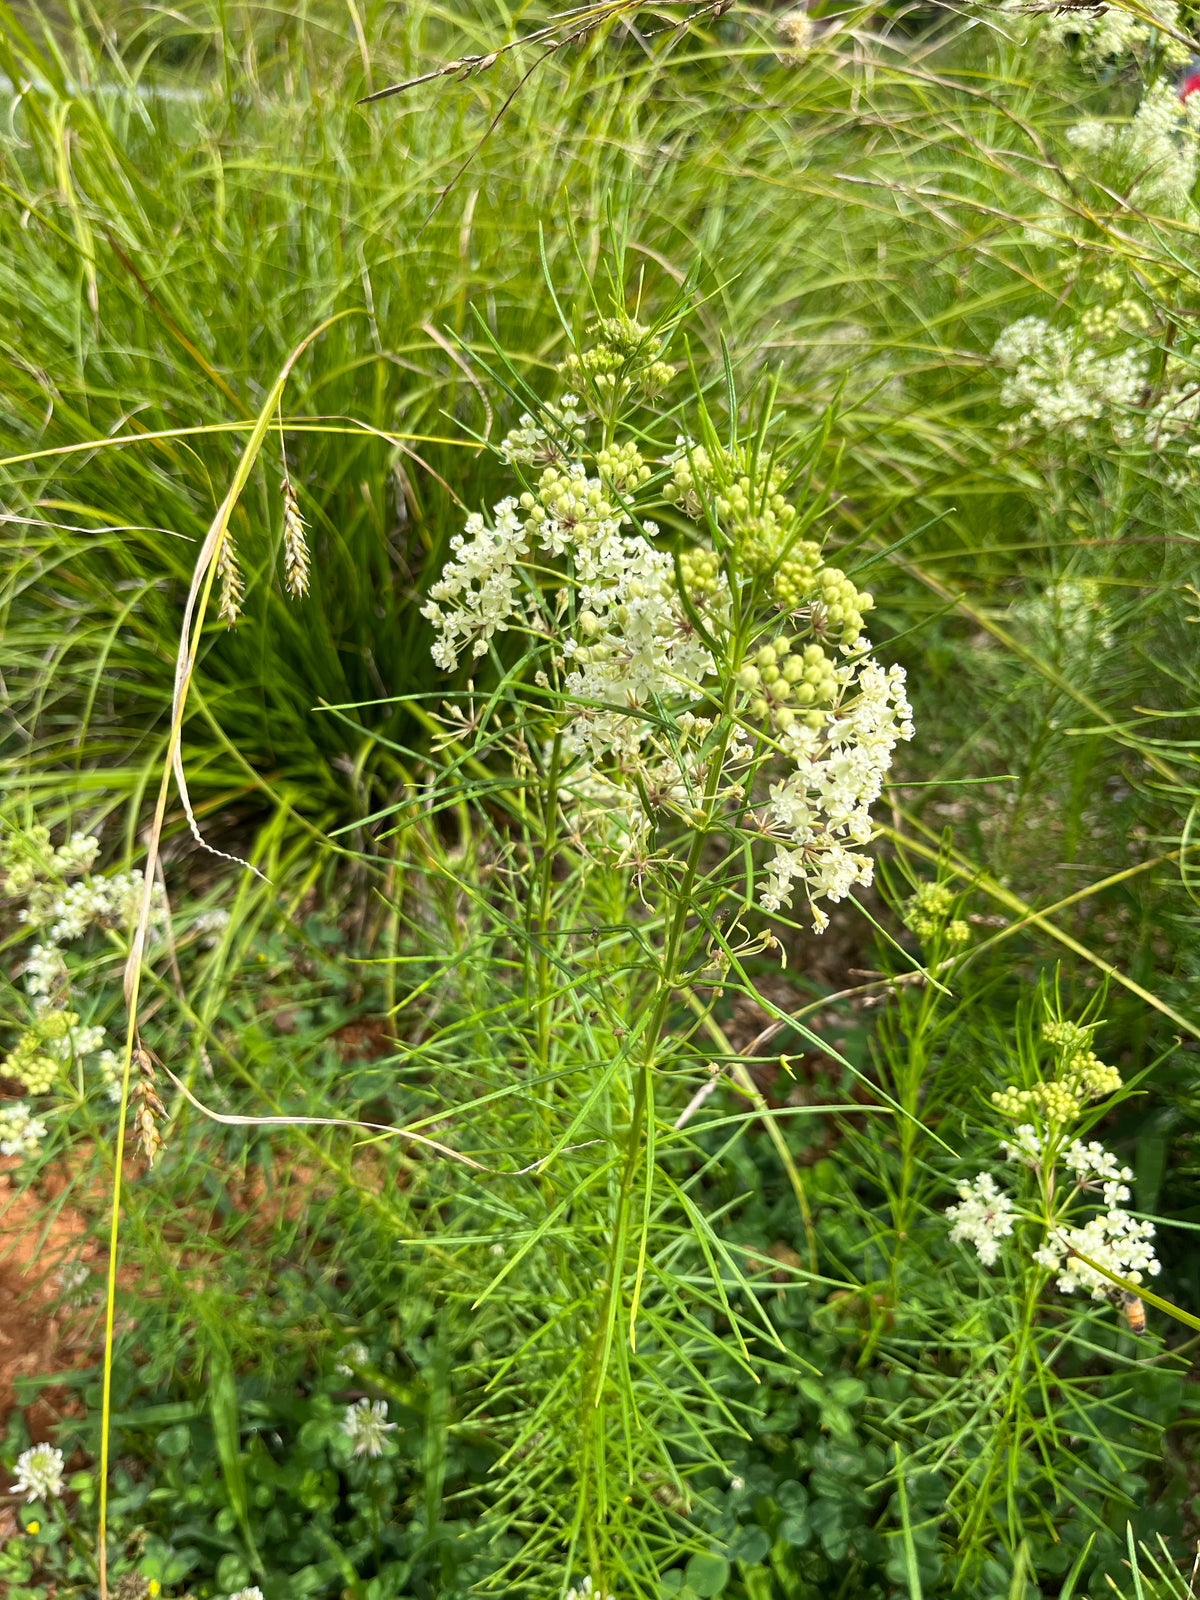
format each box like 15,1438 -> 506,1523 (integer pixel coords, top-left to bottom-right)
25,1520 -> 40,1536
148,1581 -> 161,1597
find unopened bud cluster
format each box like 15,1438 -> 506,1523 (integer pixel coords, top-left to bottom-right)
557,315 -> 673,404
665,445 -> 874,643
736,636 -> 836,730
902,880 -> 970,944
991,1019 -> 1122,1128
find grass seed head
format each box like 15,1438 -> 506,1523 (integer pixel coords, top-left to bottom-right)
216,537 -> 244,629
281,476 -> 310,599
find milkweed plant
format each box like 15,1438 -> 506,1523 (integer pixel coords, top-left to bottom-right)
1,287 -> 1184,1596
390,297 -> 928,1588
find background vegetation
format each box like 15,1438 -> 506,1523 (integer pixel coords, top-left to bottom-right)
1,0 -> 1199,1597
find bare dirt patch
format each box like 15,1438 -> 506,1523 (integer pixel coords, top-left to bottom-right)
0,1156 -> 100,1443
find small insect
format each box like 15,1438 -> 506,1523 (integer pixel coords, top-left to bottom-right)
1120,1291 -> 1147,1336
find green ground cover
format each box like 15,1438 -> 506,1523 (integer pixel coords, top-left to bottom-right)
2,1 -> 1200,1597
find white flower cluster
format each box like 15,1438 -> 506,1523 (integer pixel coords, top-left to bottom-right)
341,1398 -> 395,1457
10,1443 -> 64,1502
1028,0 -> 1189,64
0,824 -> 159,1112
759,662 -> 913,929
228,1589 -> 265,1600
951,1128 -> 1160,1306
1067,81 -> 1200,212
96,1048 -> 124,1103
498,395 -> 586,466
1064,1138 -> 1134,1206
946,1172 -> 1015,1266
1034,1208 -> 1160,1299
991,316 -> 1146,440
1001,1123 -> 1042,1166
23,943 -> 68,1000
425,403 -> 913,934
1015,577 -> 1115,660
1,827 -> 98,898
41,869 -> 162,943
0,1102 -> 48,1158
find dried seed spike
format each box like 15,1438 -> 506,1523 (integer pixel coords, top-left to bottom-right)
216,536 -> 243,628
131,1043 -> 166,1170
281,475 -> 310,599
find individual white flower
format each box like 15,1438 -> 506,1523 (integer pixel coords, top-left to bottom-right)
10,1443 -> 65,1501
96,1049 -> 123,1103
228,1589 -> 265,1600
566,1580 -> 614,1600
0,1103 -> 48,1158
52,832 -> 100,877
340,1398 -> 395,1457
947,1172 -> 1015,1267
23,944 -> 68,1000
334,1341 -> 369,1377
1001,1124 -> 1043,1166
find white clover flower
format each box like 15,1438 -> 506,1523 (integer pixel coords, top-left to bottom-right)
340,1398 -> 395,1457
10,1443 -> 65,1501
0,1103 -> 48,1158
947,1172 -> 1015,1267
192,908 -> 231,937
228,1589 -> 265,1600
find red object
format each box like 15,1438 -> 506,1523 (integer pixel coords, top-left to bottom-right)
1180,59 -> 1200,101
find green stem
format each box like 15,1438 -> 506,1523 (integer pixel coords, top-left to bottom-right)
576,692 -> 736,1584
